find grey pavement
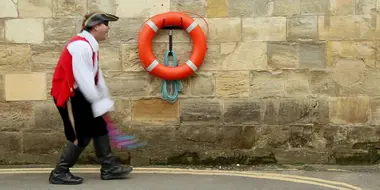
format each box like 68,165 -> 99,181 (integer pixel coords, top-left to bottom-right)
263,170 -> 380,190
1,173 -> 333,190
0,169 -> 379,190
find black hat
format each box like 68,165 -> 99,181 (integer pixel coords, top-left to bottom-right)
82,12 -> 119,29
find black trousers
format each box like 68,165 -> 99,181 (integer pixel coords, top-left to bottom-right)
54,89 -> 108,147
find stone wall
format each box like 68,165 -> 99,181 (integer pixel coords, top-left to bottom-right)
1,0 -> 380,166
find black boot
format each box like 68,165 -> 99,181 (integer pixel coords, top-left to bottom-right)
93,134 -> 133,180
49,142 -> 85,185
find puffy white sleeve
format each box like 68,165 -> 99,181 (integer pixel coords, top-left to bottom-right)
67,41 -> 114,117
96,68 -> 111,99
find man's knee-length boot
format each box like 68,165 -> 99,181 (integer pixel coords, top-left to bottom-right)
49,142 -> 85,184
93,134 -> 133,180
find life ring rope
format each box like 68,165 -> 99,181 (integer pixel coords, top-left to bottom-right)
161,50 -> 183,102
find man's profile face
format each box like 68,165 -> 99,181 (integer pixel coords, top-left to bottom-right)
94,22 -> 110,41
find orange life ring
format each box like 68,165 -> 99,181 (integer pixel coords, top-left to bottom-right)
138,12 -> 207,80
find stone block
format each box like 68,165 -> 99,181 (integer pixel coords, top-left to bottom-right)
220,42 -> 236,55
121,43 -> 166,72
0,44 -> 32,73
329,96 -> 370,124
177,124 -> 219,144
104,72 -> 150,97
253,0 -> 274,17
0,132 -> 21,153
171,0 -> 206,16
287,16 -> 318,40
299,42 -> 326,69
131,98 -> 179,123
115,0 -> 170,18
227,0 -> 255,17
268,42 -> 298,69
283,71 -> 310,97
255,126 -> 290,149
262,99 -> 280,125
223,98 -> 261,124
53,0 -> 86,17
252,70 -> 311,98
274,0 -> 300,16
0,0 -> 18,18
216,125 -> 256,149
0,102 -> 34,131
309,70 -> 339,96
5,73 -> 47,101
121,43 -> 144,72
355,0 -> 376,15
31,44 -> 62,72
0,74 -> 3,101
88,0 -> 117,13
243,17 -> 286,41
180,98 -> 222,123
45,73 -> 53,100
216,71 -> 249,97
301,0 -> 328,15
112,99 -> 131,125
377,42 -> 380,68
340,69 -> 380,96
221,42 -> 267,71
73,16 -> 87,34
369,98 -> 380,125
5,19 -> 44,44
44,18 -> 76,44
18,0 -> 52,18
32,101 -> 62,132
326,41 -> 376,68
125,122 -> 180,152
321,125 -> 348,149
332,59 -> 366,87
312,98 -> 330,124
207,18 -> 241,42
0,19 -> 5,42
347,125 -> 380,149
329,0 -> 355,15
319,16 -> 377,40
108,18 -> 147,43
0,153 -> 59,165
22,132 -> 66,154
331,149 -> 374,165
98,45 -> 122,71
274,150 -> 330,164
190,72 -> 215,96
201,44 -> 222,71
250,71 -> 286,98
206,0 -> 228,17
278,99 -> 316,124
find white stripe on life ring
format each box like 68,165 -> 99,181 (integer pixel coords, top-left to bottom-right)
146,59 -> 159,72
186,60 -> 198,72
147,20 -> 158,32
186,21 -> 197,33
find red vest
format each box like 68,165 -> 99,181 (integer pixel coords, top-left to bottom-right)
51,35 -> 99,107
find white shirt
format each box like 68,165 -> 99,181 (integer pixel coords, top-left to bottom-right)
67,30 -> 114,117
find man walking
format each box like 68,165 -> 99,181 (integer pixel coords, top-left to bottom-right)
49,12 -> 132,185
